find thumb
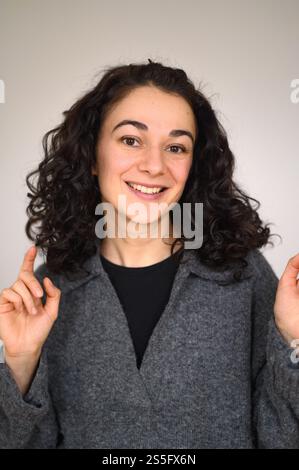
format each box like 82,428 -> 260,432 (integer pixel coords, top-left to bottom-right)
43,277 -> 61,321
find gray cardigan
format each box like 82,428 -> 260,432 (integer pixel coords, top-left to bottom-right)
1,246 -> 299,449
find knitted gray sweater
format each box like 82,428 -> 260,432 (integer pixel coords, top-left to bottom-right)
1,246 -> 299,449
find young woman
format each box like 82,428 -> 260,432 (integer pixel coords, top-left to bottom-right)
0,60 -> 299,449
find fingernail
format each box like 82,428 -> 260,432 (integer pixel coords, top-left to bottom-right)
32,307 -> 38,315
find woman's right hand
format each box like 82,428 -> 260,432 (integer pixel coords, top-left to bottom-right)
0,245 -> 61,358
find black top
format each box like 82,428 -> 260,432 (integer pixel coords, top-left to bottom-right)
100,251 -> 181,369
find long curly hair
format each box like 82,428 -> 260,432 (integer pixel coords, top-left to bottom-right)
25,59 -> 281,282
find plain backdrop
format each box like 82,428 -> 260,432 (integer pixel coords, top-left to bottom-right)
0,0 -> 298,305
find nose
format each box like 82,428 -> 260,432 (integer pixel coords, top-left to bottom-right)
137,145 -> 166,175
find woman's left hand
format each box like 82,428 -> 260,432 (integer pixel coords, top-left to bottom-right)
274,253 -> 299,345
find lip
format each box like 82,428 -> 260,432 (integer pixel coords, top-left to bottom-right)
125,180 -> 168,189
124,181 -> 168,200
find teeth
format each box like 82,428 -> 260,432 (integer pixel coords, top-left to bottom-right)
127,182 -> 164,194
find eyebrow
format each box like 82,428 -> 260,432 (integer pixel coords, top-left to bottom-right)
111,119 -> 195,144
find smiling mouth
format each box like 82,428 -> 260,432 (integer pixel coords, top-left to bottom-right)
125,181 -> 167,194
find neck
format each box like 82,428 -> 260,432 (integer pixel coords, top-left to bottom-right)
98,215 -> 183,267
99,237 -> 182,268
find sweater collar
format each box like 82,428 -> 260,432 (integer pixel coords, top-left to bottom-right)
56,239 -> 254,294
181,247 -> 254,282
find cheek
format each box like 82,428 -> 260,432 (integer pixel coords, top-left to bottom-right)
169,160 -> 192,185
98,151 -> 132,177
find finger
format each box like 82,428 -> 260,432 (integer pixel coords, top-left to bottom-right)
11,279 -> 39,315
0,294 -> 10,305
279,253 -> 299,289
18,270 -> 44,300
1,288 -> 25,314
19,245 -> 38,276
0,302 -> 15,315
43,277 -> 61,321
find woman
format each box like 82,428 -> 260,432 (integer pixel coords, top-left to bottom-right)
0,60 -> 299,449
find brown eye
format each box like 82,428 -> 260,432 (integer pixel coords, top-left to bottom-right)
169,145 -> 186,154
121,137 -> 139,147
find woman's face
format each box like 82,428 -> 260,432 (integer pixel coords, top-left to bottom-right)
92,85 -> 197,228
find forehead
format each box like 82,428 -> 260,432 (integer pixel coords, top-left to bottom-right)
103,86 -> 197,135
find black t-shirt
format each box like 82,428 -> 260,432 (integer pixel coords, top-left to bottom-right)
100,251 -> 181,369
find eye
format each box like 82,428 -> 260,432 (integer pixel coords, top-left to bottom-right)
121,136 -> 139,147
121,137 -> 188,154
168,145 -> 186,154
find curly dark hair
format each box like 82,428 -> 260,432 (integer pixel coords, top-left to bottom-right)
25,58 -> 281,282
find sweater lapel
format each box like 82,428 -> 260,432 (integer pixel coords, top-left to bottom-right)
55,240 -> 254,409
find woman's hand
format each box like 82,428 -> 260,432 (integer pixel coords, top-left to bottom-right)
274,253 -> 299,346
0,245 -> 61,358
